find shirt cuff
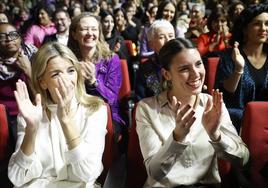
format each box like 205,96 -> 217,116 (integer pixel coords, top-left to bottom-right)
209,132 -> 229,152
14,149 -> 36,168
65,141 -> 88,163
165,134 -> 189,155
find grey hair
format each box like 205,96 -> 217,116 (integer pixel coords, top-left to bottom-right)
147,19 -> 175,42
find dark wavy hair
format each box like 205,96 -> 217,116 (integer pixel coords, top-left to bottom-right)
159,38 -> 195,70
230,3 -> 268,46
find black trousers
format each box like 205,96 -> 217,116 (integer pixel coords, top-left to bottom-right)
175,183 -> 221,188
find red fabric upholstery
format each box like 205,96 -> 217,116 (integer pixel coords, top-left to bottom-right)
97,104 -> 116,185
119,59 -> 131,100
205,57 -> 220,95
241,102 -> 268,188
126,106 -> 147,188
0,104 -> 9,161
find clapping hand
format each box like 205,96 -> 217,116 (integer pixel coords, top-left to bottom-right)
232,42 -> 245,72
16,50 -> 32,78
81,61 -> 96,84
202,89 -> 222,141
54,76 -> 75,124
171,96 -> 196,142
14,79 -> 42,132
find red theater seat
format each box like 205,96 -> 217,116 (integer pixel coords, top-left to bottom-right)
119,59 -> 131,100
241,101 -> 268,188
205,57 -> 220,95
0,104 -> 8,161
97,104 -> 116,185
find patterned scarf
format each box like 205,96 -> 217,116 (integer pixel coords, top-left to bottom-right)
0,57 -> 20,80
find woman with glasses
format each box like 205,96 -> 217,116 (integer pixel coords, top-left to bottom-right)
0,22 -> 37,188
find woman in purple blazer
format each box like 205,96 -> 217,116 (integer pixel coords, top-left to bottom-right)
68,13 -> 126,149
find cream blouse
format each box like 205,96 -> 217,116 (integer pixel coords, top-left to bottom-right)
136,91 -> 249,187
8,100 -> 107,188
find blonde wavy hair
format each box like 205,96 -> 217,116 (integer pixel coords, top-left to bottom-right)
31,42 -> 103,114
68,12 -> 113,61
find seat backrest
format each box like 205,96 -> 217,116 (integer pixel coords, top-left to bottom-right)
241,101 -> 268,188
205,57 -> 220,95
126,105 -> 147,188
124,40 -> 137,57
0,104 -> 9,161
97,104 -> 115,185
119,59 -> 131,100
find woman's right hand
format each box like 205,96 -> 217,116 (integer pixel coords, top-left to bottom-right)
80,61 -> 96,84
232,42 -> 245,72
14,79 -> 42,132
171,96 -> 196,142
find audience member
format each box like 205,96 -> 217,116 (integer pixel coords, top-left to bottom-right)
185,3 -> 208,40
155,0 -> 185,38
135,19 -> 175,100
114,8 -> 139,44
197,7 -> 231,56
43,9 -> 71,45
0,21 -> 36,188
24,4 -> 56,48
100,10 -> 130,62
136,38 -> 249,187
68,13 -> 125,147
8,42 -> 107,187
215,4 -> 268,132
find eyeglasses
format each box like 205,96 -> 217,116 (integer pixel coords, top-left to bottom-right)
0,31 -> 20,42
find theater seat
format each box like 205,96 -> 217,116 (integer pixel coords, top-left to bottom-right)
119,59 -> 131,100
125,106 -> 147,188
241,101 -> 268,188
97,104 -> 116,185
0,104 -> 8,161
204,57 -> 220,95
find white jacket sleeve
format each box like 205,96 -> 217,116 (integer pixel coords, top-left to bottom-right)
8,115 -> 43,187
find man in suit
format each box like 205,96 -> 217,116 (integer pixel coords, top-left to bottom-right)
43,9 -> 71,45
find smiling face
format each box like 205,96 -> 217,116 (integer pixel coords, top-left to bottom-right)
39,9 -> 51,26
102,15 -> 114,35
73,16 -> 99,51
39,56 -> 78,103
244,12 -> 268,44
162,48 -> 205,98
55,11 -> 71,34
150,26 -> 175,53
162,3 -> 176,22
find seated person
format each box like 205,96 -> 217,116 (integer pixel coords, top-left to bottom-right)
215,4 -> 268,132
197,7 -> 231,56
135,19 -> 175,101
8,42 -> 107,187
136,38 -> 249,187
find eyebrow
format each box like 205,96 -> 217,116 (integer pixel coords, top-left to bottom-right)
177,60 -> 202,69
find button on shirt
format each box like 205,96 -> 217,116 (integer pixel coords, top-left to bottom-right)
136,91 -> 249,187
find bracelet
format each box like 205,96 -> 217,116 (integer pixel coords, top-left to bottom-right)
66,136 -> 81,145
234,70 -> 244,75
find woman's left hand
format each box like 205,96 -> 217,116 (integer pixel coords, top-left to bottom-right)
55,76 -> 75,124
16,50 -> 32,78
202,89 -> 222,141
